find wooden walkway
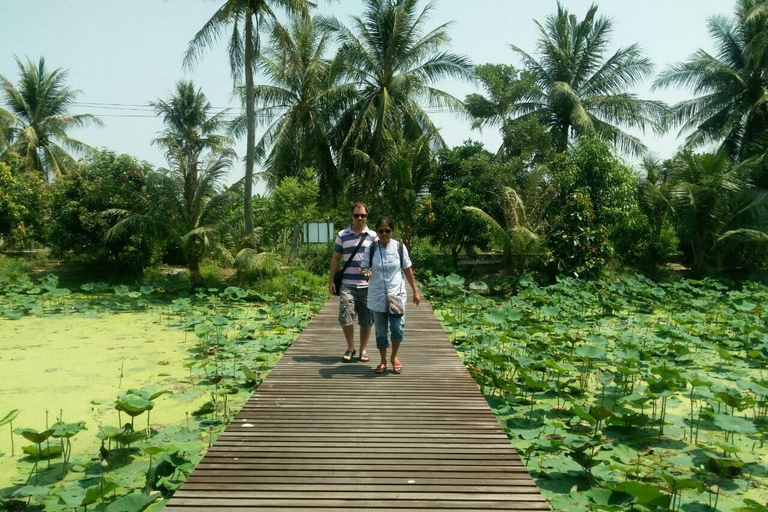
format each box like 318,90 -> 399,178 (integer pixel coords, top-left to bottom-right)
165,297 -> 549,511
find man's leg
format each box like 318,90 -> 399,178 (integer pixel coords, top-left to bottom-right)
356,287 -> 372,358
359,327 -> 371,355
342,324 -> 355,351
338,286 -> 357,357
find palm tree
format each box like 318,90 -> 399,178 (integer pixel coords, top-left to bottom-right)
0,57 -> 102,182
637,154 -> 673,237
107,81 -> 236,285
229,15 -> 344,203
354,129 -> 437,247
464,64 -> 540,155
511,3 -> 666,155
654,0 -> 768,161
464,166 -> 554,273
321,0 -> 473,196
0,109 -> 15,158
667,151 -> 768,273
184,0 -> 314,236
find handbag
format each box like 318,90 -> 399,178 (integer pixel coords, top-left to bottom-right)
386,293 -> 405,317
371,241 -> 405,317
333,232 -> 368,295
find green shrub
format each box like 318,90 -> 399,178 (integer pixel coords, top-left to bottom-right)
0,255 -> 31,281
199,262 -> 228,287
296,243 -> 335,277
47,150 -> 161,268
408,238 -> 456,279
250,270 -> 325,301
546,190 -> 611,279
611,221 -> 679,271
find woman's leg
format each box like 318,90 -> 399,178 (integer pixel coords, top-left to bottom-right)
371,311 -> 390,371
389,315 -> 405,371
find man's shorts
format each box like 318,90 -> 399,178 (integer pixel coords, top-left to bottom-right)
338,284 -> 374,327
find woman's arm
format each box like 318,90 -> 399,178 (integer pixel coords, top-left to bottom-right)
360,244 -> 372,281
403,267 -> 421,306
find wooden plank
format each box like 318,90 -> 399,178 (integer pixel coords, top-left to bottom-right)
165,297 -> 549,511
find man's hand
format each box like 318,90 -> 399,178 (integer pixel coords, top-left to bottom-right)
413,293 -> 421,306
329,282 -> 336,295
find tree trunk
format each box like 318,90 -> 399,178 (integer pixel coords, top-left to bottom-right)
188,256 -> 204,288
289,224 -> 300,255
243,13 -> 257,236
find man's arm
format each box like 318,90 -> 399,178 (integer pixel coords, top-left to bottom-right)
329,251 -> 342,295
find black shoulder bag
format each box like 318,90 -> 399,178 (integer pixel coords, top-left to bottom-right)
333,232 -> 368,296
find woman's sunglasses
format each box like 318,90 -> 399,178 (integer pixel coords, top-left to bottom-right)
352,213 -> 368,219
377,229 -> 392,234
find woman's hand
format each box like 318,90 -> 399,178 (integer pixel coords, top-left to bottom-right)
413,293 -> 421,306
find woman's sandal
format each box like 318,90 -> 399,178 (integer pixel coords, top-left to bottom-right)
374,363 -> 387,373
341,350 -> 356,363
359,352 -> 370,362
392,360 -> 403,374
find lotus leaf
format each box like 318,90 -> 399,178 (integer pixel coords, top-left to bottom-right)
713,414 -> 757,434
13,485 -> 54,499
0,409 -> 20,427
541,305 -> 560,317
192,401 -> 215,416
612,481 -> 669,507
736,499 -> 768,512
101,425 -> 125,438
14,427 -> 54,444
3,309 -> 22,320
113,285 -> 130,296
115,395 -> 154,417
549,490 -> 590,512
51,420 -> 86,438
575,346 -> 606,359
22,444 -> 63,459
237,364 -> 258,382
733,299 -> 757,312
483,308 -> 507,325
105,491 -> 158,512
446,274 -> 465,287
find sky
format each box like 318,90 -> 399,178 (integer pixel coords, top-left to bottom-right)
0,0 -> 730,192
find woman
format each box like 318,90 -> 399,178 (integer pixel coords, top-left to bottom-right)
361,217 -> 421,374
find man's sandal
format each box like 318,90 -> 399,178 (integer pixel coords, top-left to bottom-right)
392,360 -> 403,374
341,350 -> 356,363
374,363 -> 387,373
359,352 -> 370,362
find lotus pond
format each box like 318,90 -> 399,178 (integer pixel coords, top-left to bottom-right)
429,273 -> 768,512
0,273 -> 324,511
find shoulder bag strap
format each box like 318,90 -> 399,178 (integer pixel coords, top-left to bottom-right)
341,232 -> 368,274
369,240 -> 376,267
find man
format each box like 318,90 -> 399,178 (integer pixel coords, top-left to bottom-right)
329,202 -> 377,362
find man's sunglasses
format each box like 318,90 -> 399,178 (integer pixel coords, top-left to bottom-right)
377,229 -> 392,234
353,213 -> 368,219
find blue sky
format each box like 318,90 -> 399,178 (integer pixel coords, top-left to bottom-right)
1,0 -> 729,191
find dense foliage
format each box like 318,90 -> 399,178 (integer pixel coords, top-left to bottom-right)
1,0 -> 767,278
48,151 -> 159,268
430,273 -> 768,512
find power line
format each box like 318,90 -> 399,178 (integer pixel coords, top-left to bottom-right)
69,100 -> 457,121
